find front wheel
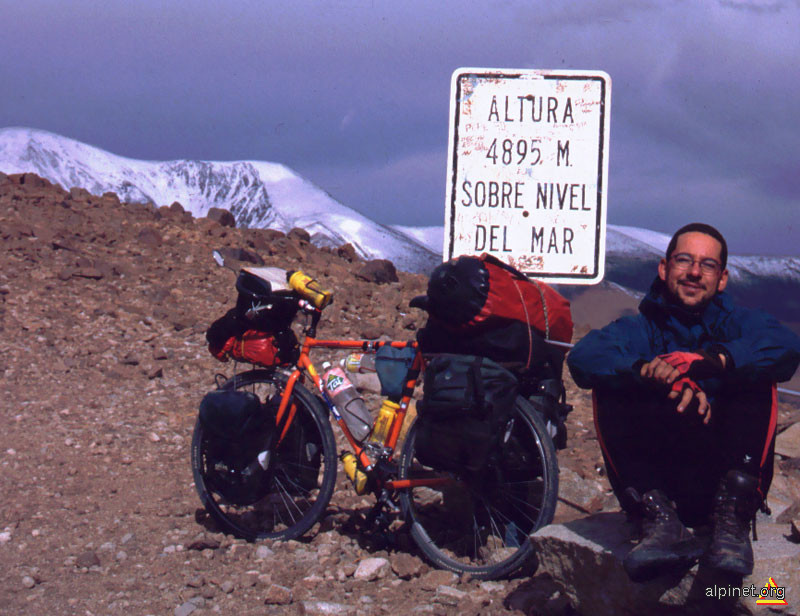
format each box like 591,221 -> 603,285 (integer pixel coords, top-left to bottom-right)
398,396 -> 558,580
191,369 -> 337,541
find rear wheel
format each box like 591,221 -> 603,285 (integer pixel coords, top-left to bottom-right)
398,396 -> 558,579
191,369 -> 337,541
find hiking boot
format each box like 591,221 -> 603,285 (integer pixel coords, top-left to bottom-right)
703,470 -> 759,576
623,488 -> 703,582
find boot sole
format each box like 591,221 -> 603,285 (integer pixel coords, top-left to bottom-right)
624,539 -> 705,583
701,554 -> 753,577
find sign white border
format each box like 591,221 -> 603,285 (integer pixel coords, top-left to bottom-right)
443,68 -> 611,284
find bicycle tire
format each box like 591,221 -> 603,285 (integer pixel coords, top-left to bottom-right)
398,396 -> 558,580
191,369 -> 337,541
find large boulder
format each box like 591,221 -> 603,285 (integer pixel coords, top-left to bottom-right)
206,207 -> 236,227
530,512 -> 799,615
356,259 -> 398,284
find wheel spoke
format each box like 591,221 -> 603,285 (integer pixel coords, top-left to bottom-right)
399,396 -> 559,579
191,370 -> 337,542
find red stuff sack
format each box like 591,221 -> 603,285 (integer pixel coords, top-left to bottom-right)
207,309 -> 298,367
228,330 -> 282,366
412,254 -> 573,377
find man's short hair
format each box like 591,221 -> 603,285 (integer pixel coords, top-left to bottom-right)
666,223 -> 728,269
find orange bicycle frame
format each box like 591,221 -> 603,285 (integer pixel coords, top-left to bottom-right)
272,334 -> 447,490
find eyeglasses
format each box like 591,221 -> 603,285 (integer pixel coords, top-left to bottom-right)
670,253 -> 722,275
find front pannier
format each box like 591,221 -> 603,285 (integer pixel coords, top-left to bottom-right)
414,354 -> 518,474
198,389 -> 274,505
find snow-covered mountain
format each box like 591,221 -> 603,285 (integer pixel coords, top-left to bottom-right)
0,127 -> 440,274
1,127 -> 797,323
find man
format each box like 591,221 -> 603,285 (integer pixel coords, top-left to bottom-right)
567,222 -> 800,582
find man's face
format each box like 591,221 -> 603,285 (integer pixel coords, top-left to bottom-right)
658,231 -> 728,310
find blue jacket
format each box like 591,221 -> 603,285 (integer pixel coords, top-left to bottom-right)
568,277 -> 800,392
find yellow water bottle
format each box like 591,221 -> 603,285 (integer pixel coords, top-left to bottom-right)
369,399 -> 400,445
287,270 -> 333,309
340,452 -> 368,495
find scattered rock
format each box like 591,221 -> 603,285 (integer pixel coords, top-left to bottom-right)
353,557 -> 390,581
186,534 -> 220,551
137,227 -> 163,247
302,601 -> 354,615
215,246 -> 264,265
186,575 -> 204,588
75,550 -> 101,568
206,207 -> 236,227
434,585 -> 467,606
356,259 -> 398,284
287,227 -> 311,243
73,267 -> 104,280
776,422 -> 800,459
390,552 -> 424,579
264,584 -> 293,605
418,569 -> 458,591
174,602 -> 197,616
337,243 -> 359,262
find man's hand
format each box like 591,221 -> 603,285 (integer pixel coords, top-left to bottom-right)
639,354 -> 684,385
657,350 -> 727,379
639,356 -> 712,424
668,377 -> 711,424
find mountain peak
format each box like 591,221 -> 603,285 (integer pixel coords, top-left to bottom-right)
0,127 -> 440,274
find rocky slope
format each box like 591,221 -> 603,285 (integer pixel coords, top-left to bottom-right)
0,127 -> 441,274
0,172 -> 797,615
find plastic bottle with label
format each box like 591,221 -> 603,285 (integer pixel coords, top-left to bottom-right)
368,399 -> 400,446
287,270 -> 333,309
321,362 -> 373,442
341,352 -> 377,374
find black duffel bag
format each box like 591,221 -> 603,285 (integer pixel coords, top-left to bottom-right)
415,354 -> 518,474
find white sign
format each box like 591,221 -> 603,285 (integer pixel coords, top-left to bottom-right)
443,68 -> 611,284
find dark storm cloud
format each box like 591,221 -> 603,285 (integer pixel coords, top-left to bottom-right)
0,0 -> 797,254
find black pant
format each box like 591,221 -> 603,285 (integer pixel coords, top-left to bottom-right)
593,381 -> 777,527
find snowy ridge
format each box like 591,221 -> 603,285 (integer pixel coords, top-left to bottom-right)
1,127 -> 797,292
0,127 -> 439,274
606,225 -> 669,256
391,225 -> 444,255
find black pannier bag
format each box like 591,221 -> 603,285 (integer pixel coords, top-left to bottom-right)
415,354 -> 519,474
199,389 -> 275,505
199,389 -> 323,502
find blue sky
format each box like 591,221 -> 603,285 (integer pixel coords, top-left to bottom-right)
2,0 -> 798,255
